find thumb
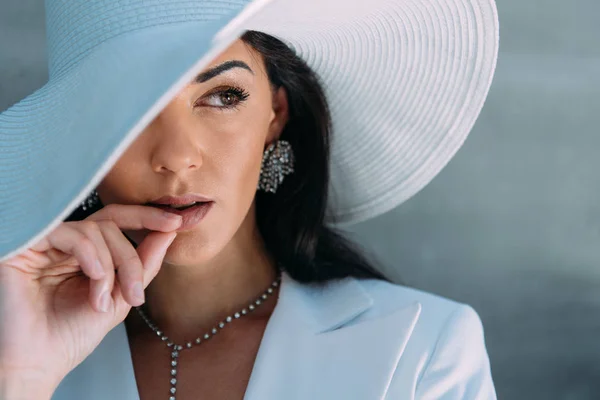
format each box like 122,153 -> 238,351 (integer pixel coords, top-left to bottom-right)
137,231 -> 177,287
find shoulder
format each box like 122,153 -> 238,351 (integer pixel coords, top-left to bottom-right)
355,277 -> 496,399
356,276 -> 482,335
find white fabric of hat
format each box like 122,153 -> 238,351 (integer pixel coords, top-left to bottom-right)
0,0 -> 498,261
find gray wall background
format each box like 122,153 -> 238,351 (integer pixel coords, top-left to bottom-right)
1,1 -> 599,399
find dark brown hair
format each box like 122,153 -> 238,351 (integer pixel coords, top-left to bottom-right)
242,30 -> 391,284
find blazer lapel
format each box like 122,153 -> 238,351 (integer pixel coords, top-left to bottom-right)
243,272 -> 421,400
55,271 -> 420,400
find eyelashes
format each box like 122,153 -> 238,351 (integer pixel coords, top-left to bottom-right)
195,85 -> 250,111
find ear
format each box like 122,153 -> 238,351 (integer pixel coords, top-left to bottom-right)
266,85 -> 289,144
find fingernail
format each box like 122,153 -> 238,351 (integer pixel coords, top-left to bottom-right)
163,212 -> 182,221
99,291 -> 111,313
132,282 -> 145,303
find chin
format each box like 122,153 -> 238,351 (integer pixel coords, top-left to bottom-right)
163,239 -> 221,266
163,221 -> 230,266
164,231 -> 214,265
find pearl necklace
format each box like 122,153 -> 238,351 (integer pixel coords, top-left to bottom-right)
134,274 -> 281,400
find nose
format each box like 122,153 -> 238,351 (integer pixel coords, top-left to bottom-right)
149,102 -> 203,175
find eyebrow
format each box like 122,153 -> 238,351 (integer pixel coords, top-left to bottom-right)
194,60 -> 254,83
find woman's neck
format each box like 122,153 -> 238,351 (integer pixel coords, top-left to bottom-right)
126,219 -> 280,342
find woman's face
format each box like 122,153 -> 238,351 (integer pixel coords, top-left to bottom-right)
97,39 -> 289,266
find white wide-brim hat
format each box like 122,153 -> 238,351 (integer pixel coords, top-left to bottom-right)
0,0 -> 499,262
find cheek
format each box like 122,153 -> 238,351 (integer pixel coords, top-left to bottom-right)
98,145 -> 145,203
217,125 -> 265,193
209,105 -> 271,178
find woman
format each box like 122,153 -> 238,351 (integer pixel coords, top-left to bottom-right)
0,0 -> 499,399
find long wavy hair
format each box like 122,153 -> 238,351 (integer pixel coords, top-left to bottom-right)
66,30 -> 392,284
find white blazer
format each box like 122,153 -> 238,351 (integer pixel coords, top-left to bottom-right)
53,271 -> 497,399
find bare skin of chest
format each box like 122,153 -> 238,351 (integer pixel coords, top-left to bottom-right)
126,317 -> 269,400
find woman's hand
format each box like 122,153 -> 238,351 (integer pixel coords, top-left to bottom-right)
0,204 -> 182,396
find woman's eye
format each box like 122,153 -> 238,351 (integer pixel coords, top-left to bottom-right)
197,86 -> 249,109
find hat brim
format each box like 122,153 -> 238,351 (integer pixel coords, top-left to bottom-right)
0,13 -> 255,261
0,0 -> 499,261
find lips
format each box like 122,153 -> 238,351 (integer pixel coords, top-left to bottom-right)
150,201 -> 214,230
145,194 -> 215,230
147,193 -> 213,207
152,202 -> 207,211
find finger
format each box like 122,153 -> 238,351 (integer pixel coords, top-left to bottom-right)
86,204 -> 182,232
112,231 -> 176,318
74,221 -> 116,313
98,220 -> 147,307
136,231 -> 177,286
30,223 -> 105,281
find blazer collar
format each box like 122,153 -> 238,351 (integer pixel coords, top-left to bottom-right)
58,271 -> 421,400
275,270 -> 375,333
242,271 -> 421,400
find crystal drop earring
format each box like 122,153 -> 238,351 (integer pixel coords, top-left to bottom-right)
257,140 -> 295,193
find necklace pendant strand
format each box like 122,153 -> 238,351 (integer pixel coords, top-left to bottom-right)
135,274 -> 281,400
